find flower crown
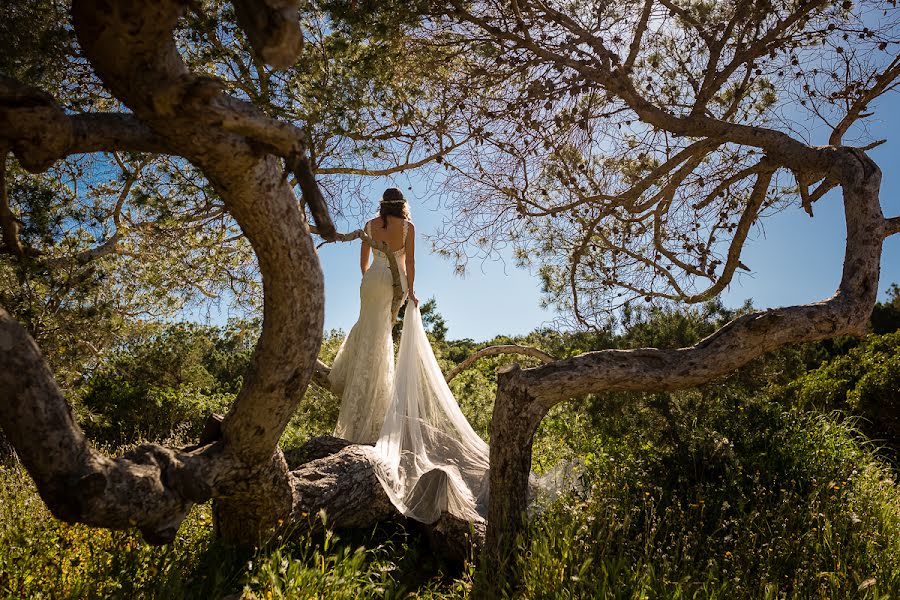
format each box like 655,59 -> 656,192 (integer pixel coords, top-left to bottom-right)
380,198 -> 407,205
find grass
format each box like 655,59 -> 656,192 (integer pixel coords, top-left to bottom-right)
2,400 -> 900,598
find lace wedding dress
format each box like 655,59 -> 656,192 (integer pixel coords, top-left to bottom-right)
328,220 -> 408,444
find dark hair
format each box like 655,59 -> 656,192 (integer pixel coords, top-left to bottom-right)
379,188 -> 411,228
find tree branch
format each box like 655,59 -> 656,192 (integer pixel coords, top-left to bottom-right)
519,150 -> 883,406
230,0 -> 303,70
316,136 -> 471,177
445,345 -> 556,383
0,76 -> 169,171
623,0 -> 654,73
289,155 -> 336,240
886,216 -> 900,238
450,2 -> 839,175
829,56 -> 900,146
56,0 -> 331,543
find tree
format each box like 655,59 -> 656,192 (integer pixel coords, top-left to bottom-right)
0,0 -> 471,388
415,0 -> 900,591
1,0 -> 899,596
1,0 -> 352,547
0,0 -> 483,557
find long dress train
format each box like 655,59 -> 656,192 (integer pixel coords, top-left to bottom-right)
370,304 -> 491,523
368,305 -> 577,524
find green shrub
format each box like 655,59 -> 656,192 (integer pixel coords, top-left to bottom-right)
520,404 -> 900,599
78,378 -> 234,445
771,331 -> 900,462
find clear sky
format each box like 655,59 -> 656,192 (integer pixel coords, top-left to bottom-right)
317,93 -> 900,341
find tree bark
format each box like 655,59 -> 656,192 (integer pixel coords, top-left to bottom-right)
474,365 -> 547,598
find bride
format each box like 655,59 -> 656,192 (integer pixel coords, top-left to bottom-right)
328,187 -> 418,444
328,188 -> 492,523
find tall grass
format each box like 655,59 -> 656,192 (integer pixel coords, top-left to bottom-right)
520,406 -> 900,599
2,402 -> 899,598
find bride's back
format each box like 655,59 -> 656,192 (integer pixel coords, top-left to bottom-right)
367,215 -> 410,253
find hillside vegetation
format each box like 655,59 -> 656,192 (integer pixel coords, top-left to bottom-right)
1,291 -> 899,598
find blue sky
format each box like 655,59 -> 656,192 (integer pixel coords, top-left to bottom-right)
318,93 -> 900,341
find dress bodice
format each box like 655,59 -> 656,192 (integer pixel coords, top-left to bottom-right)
367,220 -> 408,263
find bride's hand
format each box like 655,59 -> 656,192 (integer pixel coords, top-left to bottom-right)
409,290 -> 419,307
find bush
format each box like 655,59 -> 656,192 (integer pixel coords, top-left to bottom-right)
520,401 -> 900,599
78,378 -> 234,445
770,331 -> 900,462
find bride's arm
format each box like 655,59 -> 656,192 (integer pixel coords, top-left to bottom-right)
405,222 -> 418,305
360,237 -> 371,276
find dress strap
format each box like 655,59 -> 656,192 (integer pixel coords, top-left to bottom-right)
402,220 -> 408,246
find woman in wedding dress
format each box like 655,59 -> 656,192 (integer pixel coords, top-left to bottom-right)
327,188 -> 493,524
328,187 -> 419,444
329,189 -> 566,525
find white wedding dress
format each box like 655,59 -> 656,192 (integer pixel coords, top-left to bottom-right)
371,303 -> 491,523
329,220 -> 408,444
331,219 -> 573,524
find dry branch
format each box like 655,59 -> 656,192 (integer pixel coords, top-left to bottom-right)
444,345 -> 556,382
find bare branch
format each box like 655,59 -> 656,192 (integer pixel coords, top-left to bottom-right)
830,56 -> 900,146
624,0 -> 654,73
519,151 -> 883,405
317,136 -> 471,177
887,216 -> 900,238
445,345 -> 557,383
291,155 -> 336,240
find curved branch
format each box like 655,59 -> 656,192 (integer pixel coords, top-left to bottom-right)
2,0 -> 332,546
317,136 -> 471,177
0,76 -> 169,171
0,309 -> 215,542
290,155 -> 336,240
520,150 -> 884,406
679,165 -> 776,303
445,345 -> 557,383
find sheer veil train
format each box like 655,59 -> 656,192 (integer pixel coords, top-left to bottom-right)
366,304 -> 578,525
368,304 -> 491,523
